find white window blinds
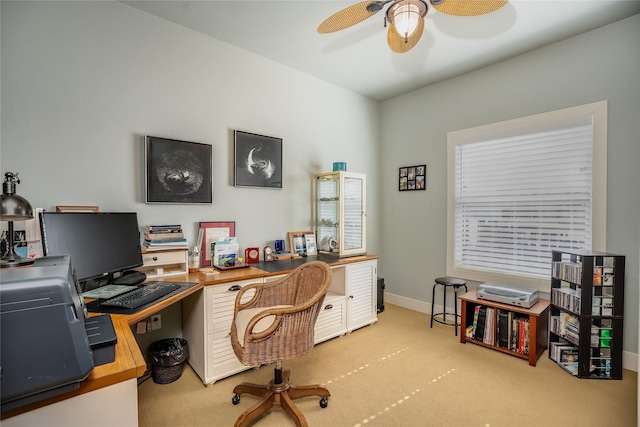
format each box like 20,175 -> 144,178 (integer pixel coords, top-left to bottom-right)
447,101 -> 607,288
453,125 -> 593,280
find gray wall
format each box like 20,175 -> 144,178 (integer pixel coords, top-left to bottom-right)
380,14 -> 640,357
1,1 -> 381,253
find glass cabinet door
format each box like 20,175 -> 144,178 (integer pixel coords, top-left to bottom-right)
314,171 -> 366,257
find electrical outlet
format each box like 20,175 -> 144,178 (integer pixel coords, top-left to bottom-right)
151,314 -> 162,330
136,322 -> 147,334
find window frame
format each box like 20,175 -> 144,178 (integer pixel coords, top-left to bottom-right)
446,101 -> 608,290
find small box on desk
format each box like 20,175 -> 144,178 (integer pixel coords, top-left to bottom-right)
85,314 -> 118,366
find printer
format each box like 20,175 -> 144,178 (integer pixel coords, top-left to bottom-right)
477,282 -> 540,308
1,256 -> 115,411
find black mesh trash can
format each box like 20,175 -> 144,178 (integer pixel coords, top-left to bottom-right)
147,338 -> 189,384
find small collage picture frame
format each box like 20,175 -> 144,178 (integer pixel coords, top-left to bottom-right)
399,165 -> 426,191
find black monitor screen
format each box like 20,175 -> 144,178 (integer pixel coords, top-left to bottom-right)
41,212 -> 143,283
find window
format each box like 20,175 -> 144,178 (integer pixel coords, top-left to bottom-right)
447,101 -> 607,290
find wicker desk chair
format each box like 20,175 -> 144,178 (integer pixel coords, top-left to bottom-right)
230,261 -> 332,427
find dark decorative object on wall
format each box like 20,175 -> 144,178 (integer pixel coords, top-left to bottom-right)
145,136 -> 212,204
234,130 -> 282,188
399,164 -> 426,191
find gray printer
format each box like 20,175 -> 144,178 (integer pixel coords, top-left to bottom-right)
0,256 -> 113,411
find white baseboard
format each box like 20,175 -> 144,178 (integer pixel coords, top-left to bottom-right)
385,292 -> 638,373
623,350 -> 638,373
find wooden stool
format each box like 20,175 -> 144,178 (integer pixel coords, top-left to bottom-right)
430,277 -> 467,336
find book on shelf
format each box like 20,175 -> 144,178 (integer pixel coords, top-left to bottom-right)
145,225 -> 183,234
147,224 -> 181,230
470,305 -> 481,338
497,310 -> 509,349
144,231 -> 184,240
507,314 -> 529,355
474,306 -> 487,341
144,237 -> 188,244
510,315 -> 518,351
517,317 -> 530,355
142,241 -> 189,251
483,307 -> 495,345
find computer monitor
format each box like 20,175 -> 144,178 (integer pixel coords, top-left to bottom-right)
41,212 -> 143,288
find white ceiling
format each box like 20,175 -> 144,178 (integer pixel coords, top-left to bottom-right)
122,1 -> 640,101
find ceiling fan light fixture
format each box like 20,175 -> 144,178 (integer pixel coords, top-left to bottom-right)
386,0 -> 427,41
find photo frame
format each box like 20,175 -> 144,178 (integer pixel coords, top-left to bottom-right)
288,231 -> 310,256
145,136 -> 213,204
304,233 -> 317,256
234,130 -> 283,188
56,206 -> 99,212
199,221 -> 235,267
399,164 -> 426,191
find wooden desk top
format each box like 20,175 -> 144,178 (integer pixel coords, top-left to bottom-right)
1,254 -> 378,419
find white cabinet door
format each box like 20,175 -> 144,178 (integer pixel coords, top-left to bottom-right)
207,329 -> 248,381
314,292 -> 347,343
346,260 -> 377,332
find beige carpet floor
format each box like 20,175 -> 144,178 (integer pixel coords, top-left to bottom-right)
138,304 -> 637,426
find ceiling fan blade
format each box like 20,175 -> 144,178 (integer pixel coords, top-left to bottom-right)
387,18 -> 424,54
317,1 -> 386,34
430,0 -> 508,16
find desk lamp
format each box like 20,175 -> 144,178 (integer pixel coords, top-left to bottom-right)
1,172 -> 35,268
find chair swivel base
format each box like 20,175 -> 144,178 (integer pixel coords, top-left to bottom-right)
232,369 -> 330,427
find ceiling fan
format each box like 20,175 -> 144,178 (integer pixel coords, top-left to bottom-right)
318,0 -> 508,53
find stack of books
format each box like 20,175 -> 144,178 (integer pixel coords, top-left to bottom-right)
143,224 -> 188,251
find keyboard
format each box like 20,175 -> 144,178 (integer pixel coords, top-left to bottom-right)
100,281 -> 182,309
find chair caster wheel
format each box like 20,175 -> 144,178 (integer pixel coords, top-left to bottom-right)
232,394 -> 241,405
320,397 -> 328,408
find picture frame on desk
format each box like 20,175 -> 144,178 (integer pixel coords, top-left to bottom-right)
288,231 -> 311,257
304,233 -> 317,256
145,135 -> 213,204
199,221 -> 235,267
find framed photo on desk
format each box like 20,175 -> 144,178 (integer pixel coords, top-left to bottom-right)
288,231 -> 311,256
199,221 -> 235,266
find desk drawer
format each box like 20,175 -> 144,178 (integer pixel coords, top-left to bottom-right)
315,293 -> 347,343
142,250 -> 187,265
205,280 -> 257,333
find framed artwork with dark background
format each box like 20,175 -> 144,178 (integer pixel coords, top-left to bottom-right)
145,136 -> 213,204
399,164 -> 426,191
234,130 -> 283,188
